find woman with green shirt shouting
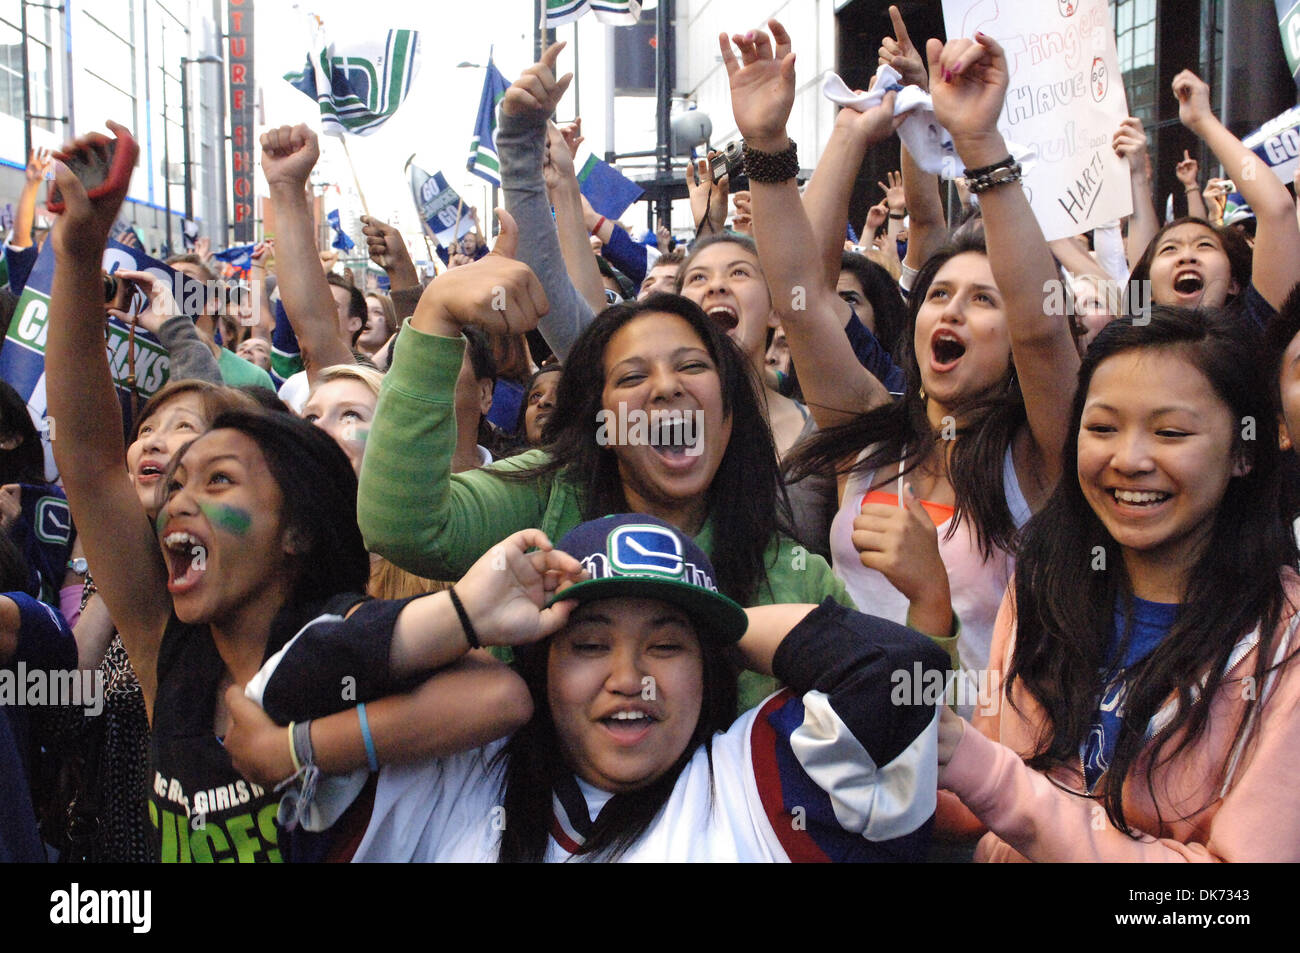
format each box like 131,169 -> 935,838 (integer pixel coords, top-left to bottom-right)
356,221 -> 874,686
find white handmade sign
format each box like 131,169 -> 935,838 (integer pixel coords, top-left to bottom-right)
941,0 -> 1132,241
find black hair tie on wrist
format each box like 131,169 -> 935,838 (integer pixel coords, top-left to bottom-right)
448,587 -> 482,649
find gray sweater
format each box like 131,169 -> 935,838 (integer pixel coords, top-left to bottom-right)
154,315 -> 222,384
497,109 -> 596,361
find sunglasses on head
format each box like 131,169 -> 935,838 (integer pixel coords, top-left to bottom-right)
604,288 -> 622,305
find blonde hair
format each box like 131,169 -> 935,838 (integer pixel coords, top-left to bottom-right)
369,557 -> 447,600
310,364 -> 385,401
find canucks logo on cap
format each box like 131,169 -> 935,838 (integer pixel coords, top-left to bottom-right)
608,525 -> 684,577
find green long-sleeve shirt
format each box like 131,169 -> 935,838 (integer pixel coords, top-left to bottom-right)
358,321 -> 851,609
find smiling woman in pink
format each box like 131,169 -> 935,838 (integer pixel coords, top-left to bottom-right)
938,308 -> 1300,862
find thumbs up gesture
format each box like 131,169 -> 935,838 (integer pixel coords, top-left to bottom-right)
410,208 -> 549,337
853,483 -> 953,638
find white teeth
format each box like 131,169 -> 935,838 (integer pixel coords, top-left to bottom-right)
609,711 -> 649,721
163,531 -> 199,550
1113,489 -> 1170,504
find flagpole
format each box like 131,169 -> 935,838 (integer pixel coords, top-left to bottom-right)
337,135 -> 372,219
421,231 -> 438,276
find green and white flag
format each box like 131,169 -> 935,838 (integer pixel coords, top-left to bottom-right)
285,25 -> 420,136
544,0 -> 641,28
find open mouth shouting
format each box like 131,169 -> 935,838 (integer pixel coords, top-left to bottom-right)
705,304 -> 740,334
930,328 -> 968,372
648,412 -> 704,461
1171,269 -> 1204,301
161,528 -> 209,595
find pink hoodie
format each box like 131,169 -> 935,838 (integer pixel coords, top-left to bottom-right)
939,570 -> 1300,862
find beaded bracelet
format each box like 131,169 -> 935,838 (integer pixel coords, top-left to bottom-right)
741,139 -> 799,183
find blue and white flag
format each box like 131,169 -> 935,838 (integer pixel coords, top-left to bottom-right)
214,243 -> 257,273
1243,103 -> 1300,185
285,26 -> 420,136
0,242 -> 180,481
327,208 -> 355,251
545,0 -> 641,27
467,56 -> 511,187
408,161 -> 475,246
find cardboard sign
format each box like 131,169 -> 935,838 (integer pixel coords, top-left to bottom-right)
941,0 -> 1132,240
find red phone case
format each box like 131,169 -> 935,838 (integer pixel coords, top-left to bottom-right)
46,127 -> 139,214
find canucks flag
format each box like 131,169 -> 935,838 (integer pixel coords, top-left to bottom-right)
1,241 -> 179,481
214,243 -> 256,273
1277,0 -> 1300,89
408,161 -> 476,246
545,0 -> 641,27
327,208 -> 355,251
285,27 -> 420,136
576,154 -> 644,219
466,56 -> 511,187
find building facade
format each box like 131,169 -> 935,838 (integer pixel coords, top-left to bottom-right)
0,0 -> 229,256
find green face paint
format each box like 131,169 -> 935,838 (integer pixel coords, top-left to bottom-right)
200,502 -> 252,536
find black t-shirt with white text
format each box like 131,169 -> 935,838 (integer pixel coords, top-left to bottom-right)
149,595 -> 365,862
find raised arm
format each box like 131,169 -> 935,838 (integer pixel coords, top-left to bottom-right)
877,5 -> 946,275
802,111 -> 879,294
44,123 -> 171,717
498,41 -> 594,361
260,124 -> 354,383
1112,117 -> 1158,268
1175,70 -> 1300,310
112,268 -> 223,384
10,148 -> 50,250
361,215 -> 420,294
544,123 -> 607,314
1176,150 -> 1208,220
725,20 -> 898,429
687,154 -> 729,239
927,35 -> 1079,497
356,211 -> 554,578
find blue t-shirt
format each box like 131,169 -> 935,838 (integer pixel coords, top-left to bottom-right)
1081,595 -> 1178,791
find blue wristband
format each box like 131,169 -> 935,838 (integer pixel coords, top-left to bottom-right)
357,702 -> 379,773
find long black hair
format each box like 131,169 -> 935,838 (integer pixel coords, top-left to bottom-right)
204,409 -> 370,605
1007,308 -> 1298,835
495,620 -> 738,862
1126,217 -> 1253,317
0,380 -> 46,485
839,250 -> 908,360
500,294 -> 786,606
784,230 -> 1025,559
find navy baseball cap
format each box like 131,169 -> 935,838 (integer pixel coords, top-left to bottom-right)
548,514 -> 748,644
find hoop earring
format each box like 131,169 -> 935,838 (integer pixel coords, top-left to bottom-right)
918,386 -> 926,402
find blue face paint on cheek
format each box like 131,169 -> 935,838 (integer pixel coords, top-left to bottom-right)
199,502 -> 252,536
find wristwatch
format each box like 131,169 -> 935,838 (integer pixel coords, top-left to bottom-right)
67,557 -> 88,576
